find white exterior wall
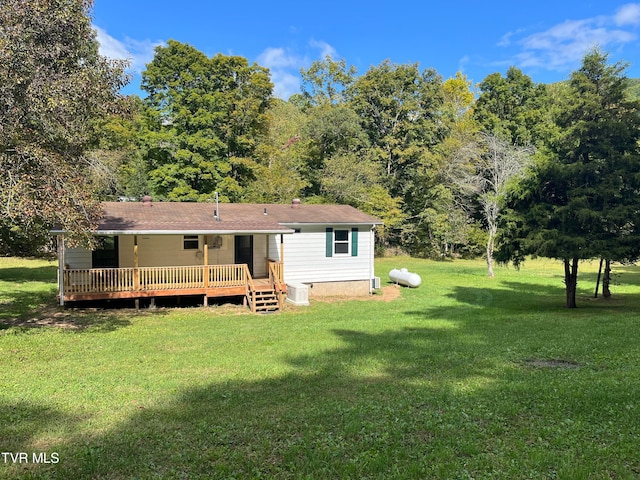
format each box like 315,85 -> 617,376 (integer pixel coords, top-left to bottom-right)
64,247 -> 92,269
281,225 -> 375,285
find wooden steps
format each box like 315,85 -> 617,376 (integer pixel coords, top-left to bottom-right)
252,289 -> 281,313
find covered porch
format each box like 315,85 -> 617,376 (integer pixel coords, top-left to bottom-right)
60,261 -> 286,313
57,230 -> 289,313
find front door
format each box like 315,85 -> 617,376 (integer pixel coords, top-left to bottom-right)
234,235 -> 254,276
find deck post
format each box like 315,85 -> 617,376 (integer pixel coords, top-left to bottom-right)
279,234 -> 284,262
203,235 -> 209,289
57,235 -> 65,306
133,235 -> 140,291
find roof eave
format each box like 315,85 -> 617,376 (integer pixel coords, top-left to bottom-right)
52,229 -> 295,235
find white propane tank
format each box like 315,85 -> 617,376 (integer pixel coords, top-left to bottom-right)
389,268 -> 422,288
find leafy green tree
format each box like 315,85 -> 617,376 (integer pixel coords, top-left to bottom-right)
474,67 -> 550,146
0,0 -> 129,252
88,96 -> 153,201
497,49 -> 640,308
141,41 -> 273,201
431,73 -> 485,258
300,56 -> 356,107
247,99 -> 309,202
303,104 -> 370,194
346,61 -> 446,195
345,61 -> 448,254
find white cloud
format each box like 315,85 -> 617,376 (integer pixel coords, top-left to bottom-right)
498,4 -> 640,74
94,25 -> 164,73
615,3 -> 640,26
309,39 -> 337,59
457,55 -> 470,73
257,47 -> 303,99
256,40 -> 339,99
257,47 -> 299,69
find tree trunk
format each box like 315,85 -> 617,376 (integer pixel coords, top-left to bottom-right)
594,258 -> 603,298
603,259 -> 612,298
564,257 -> 579,308
486,230 -> 495,278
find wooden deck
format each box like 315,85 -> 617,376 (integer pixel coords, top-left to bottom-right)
60,262 -> 286,312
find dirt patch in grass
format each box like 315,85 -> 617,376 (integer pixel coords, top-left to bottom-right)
0,303 -> 137,330
523,359 -> 582,369
312,285 -> 402,304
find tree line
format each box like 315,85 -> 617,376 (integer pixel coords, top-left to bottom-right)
2,0 -> 640,308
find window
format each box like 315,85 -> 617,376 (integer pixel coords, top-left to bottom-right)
183,235 -> 199,250
325,228 -> 359,257
92,236 -> 119,268
334,229 -> 349,254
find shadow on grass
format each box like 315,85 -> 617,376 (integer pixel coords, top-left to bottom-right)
0,287 -> 58,323
14,320 -> 638,479
405,280 -> 628,321
14,325 -> 499,479
0,399 -> 86,451
7,266 -> 640,477
0,302 -> 138,333
0,266 -> 58,283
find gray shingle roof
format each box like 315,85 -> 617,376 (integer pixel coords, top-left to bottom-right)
97,201 -> 382,234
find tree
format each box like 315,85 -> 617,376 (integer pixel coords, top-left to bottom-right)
141,41 -> 273,201
474,67 -> 550,147
303,104 -> 370,194
473,134 -> 534,277
247,99 -> 309,202
497,49 -> 640,308
433,73 -> 485,258
346,61 -> 448,254
300,56 -> 356,107
0,0 -> 129,251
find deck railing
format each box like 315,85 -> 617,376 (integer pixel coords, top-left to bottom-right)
64,264 -> 250,295
268,260 -> 284,285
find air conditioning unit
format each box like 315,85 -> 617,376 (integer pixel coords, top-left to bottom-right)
206,235 -> 223,249
372,276 -> 381,289
286,282 -> 309,306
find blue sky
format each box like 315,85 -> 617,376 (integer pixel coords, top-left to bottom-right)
92,1 -> 640,99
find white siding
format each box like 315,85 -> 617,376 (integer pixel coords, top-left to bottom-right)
282,225 -> 374,284
64,247 -> 92,269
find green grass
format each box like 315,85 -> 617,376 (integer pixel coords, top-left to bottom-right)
2,256 -> 640,479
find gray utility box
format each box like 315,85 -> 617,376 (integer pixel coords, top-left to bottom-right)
286,282 -> 309,306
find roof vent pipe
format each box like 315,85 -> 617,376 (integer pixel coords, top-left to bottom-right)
142,195 -> 153,207
214,192 -> 220,221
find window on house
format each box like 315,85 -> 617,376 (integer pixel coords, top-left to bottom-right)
183,235 -> 199,250
326,228 -> 359,257
334,229 -> 349,254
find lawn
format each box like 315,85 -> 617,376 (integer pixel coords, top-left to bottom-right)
1,256 -> 640,479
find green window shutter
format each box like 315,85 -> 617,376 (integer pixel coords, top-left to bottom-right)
326,228 -> 333,257
351,228 -> 358,257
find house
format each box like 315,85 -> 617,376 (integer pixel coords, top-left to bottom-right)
53,198 -> 383,312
